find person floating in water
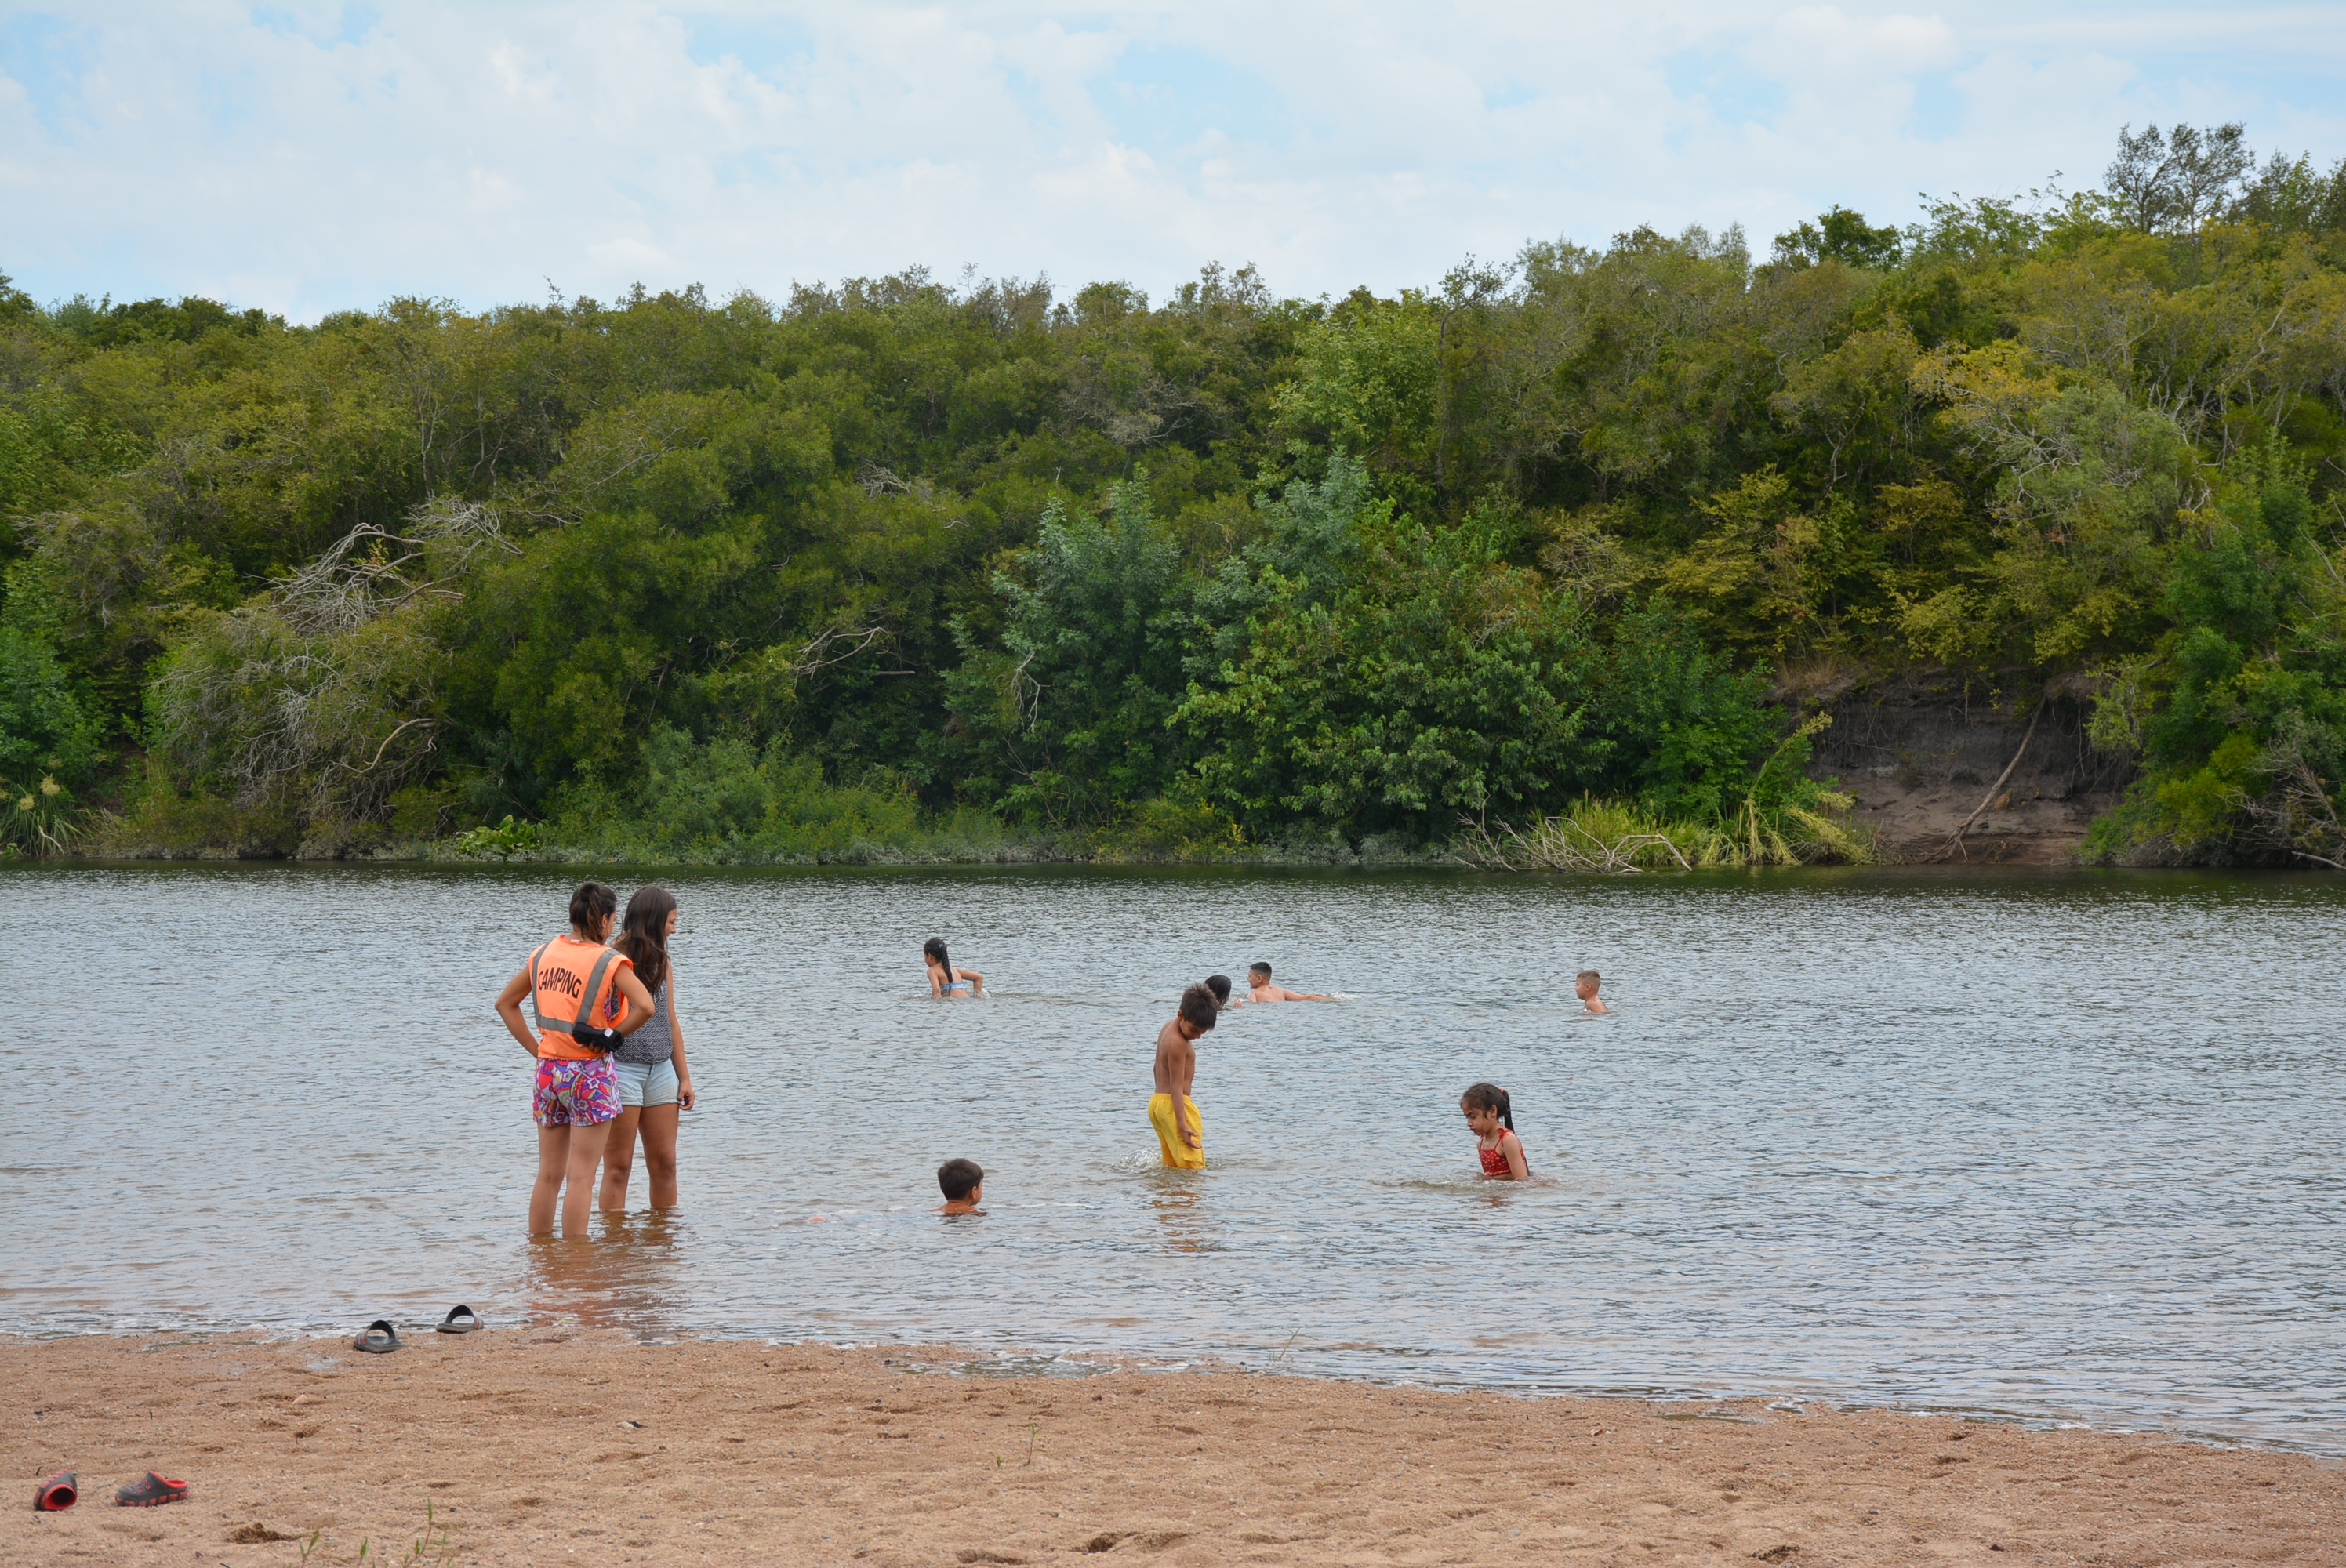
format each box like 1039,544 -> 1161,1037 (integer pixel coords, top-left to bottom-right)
1150,983 -> 1218,1169
1204,974 -> 1241,1010
1247,961 -> 1332,1002
935,1158 -> 986,1214
924,937 -> 983,998
1461,1082 -> 1528,1181
1575,969 -> 1609,1014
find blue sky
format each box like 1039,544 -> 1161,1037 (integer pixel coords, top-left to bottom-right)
2,2 -> 2342,321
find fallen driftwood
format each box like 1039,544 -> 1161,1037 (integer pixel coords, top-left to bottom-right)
1936,695 -> 2046,862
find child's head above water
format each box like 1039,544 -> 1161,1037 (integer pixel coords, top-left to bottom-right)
937,1158 -> 984,1204
1204,975 -> 1232,1007
1178,983 -> 1219,1035
1460,1081 -> 1515,1132
923,936 -> 951,971
1247,962 -> 1271,982
1575,969 -> 1600,996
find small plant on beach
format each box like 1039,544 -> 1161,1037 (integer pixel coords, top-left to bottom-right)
1023,1417 -> 1044,1466
400,1500 -> 457,1566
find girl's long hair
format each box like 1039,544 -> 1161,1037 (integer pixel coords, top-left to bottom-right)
1462,1081 -> 1514,1132
923,936 -> 953,986
616,885 -> 677,996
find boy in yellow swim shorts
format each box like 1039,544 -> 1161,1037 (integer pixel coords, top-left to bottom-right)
1149,983 -> 1218,1169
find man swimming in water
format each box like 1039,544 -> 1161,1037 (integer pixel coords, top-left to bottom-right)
1150,983 -> 1218,1169
1247,961 -> 1333,1003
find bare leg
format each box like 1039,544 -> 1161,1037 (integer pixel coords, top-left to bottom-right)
598,1106 -> 644,1212
637,1104 -> 682,1209
561,1121 -> 611,1237
529,1125 -> 570,1236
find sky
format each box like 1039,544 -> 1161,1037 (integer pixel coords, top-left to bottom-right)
2,2 -> 2343,322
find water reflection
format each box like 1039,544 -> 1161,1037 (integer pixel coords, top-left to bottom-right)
521,1212 -> 688,1334
1146,1179 -> 1210,1254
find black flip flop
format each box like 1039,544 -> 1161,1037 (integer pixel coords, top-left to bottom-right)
115,1472 -> 187,1508
33,1470 -> 76,1511
435,1305 -> 482,1334
352,1319 -> 400,1354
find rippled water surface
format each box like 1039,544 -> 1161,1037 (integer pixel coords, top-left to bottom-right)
8,864 -> 2343,1450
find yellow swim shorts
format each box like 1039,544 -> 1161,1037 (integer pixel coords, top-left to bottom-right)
1149,1092 -> 1205,1169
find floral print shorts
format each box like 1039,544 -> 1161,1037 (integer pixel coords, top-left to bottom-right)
533,1056 -> 619,1127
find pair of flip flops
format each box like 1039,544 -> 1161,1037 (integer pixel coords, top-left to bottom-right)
32,1470 -> 187,1511
352,1305 -> 482,1353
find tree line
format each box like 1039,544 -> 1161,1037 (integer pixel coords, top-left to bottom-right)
2,122 -> 2344,865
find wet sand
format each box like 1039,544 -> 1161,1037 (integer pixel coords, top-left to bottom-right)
5,1330 -> 2339,1566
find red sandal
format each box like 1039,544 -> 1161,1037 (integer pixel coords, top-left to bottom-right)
32,1470 -> 77,1511
115,1472 -> 187,1508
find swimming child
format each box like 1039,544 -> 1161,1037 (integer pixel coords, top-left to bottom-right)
924,937 -> 984,998
1576,969 -> 1609,1014
1247,961 -> 1332,1003
1204,974 -> 1241,1010
1461,1083 -> 1528,1180
597,884 -> 697,1214
1149,983 -> 1218,1169
495,882 -> 656,1238
935,1158 -> 986,1214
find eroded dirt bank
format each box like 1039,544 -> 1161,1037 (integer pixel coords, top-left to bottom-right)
5,1331 -> 2340,1566
1800,670 -> 2133,864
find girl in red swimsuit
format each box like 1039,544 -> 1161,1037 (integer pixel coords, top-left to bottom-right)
1462,1082 -> 1528,1181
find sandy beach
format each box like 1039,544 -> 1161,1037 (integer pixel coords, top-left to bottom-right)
4,1330 -> 2339,1566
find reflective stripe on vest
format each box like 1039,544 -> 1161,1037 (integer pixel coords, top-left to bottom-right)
529,941 -> 623,1040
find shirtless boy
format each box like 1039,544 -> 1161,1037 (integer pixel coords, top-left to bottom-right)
1150,983 -> 1218,1169
1575,969 -> 1609,1014
934,1158 -> 985,1214
1247,961 -> 1332,1003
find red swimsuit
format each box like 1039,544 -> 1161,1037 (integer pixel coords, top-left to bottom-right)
1479,1133 -> 1518,1176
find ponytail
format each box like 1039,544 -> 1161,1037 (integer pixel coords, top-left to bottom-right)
923,936 -> 953,987
1462,1081 -> 1513,1132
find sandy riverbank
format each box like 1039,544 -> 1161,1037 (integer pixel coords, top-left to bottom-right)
4,1330 -> 2337,1566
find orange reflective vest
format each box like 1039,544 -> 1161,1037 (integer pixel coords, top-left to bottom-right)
528,935 -> 631,1061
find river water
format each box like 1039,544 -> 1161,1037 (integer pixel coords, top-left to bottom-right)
6,864 -> 2341,1450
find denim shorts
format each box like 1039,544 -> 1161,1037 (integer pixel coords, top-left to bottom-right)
612,1057 -> 681,1109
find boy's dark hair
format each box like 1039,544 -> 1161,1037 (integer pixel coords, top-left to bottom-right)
569,881 -> 617,930
937,1158 -> 984,1201
1576,969 -> 1601,985
1462,1081 -> 1514,1131
1247,961 -> 1271,978
1204,975 -> 1232,1006
1178,983 -> 1219,1032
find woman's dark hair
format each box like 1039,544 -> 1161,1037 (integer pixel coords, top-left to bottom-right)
569,881 -> 617,932
924,937 -> 953,986
1462,1081 -> 1514,1132
616,885 -> 677,996
1204,975 -> 1232,1006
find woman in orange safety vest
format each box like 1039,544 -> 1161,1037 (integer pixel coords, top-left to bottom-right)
494,881 -> 655,1238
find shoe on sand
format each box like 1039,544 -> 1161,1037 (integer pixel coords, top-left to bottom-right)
32,1470 -> 76,1511
115,1472 -> 187,1508
352,1319 -> 401,1354
436,1304 -> 482,1334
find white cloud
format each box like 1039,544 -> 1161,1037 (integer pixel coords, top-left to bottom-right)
0,2 -> 2338,318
